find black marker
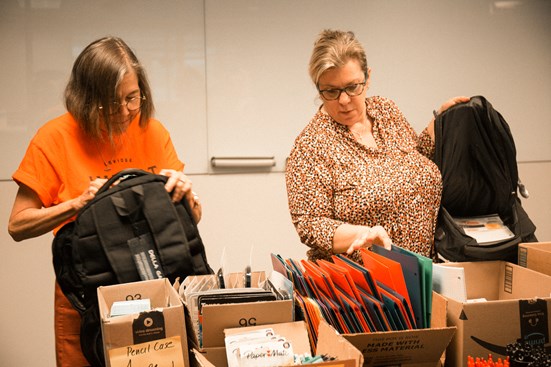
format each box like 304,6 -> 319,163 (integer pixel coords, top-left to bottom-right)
217,267 -> 225,289
244,265 -> 251,288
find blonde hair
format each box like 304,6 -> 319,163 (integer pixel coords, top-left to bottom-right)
308,29 -> 368,86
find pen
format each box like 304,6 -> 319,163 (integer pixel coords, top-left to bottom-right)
244,265 -> 251,288
217,267 -> 225,289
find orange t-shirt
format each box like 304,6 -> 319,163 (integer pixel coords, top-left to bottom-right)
12,112 -> 185,366
13,112 -> 183,216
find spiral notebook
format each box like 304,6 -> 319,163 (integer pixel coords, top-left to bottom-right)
453,214 -> 515,245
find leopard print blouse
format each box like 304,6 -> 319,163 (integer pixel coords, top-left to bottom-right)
285,96 -> 442,261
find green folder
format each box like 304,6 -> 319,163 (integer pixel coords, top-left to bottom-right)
391,244 -> 433,328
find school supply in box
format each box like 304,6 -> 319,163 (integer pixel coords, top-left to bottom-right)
371,244 -> 433,328
272,252 -> 455,367
224,326 -> 294,367
433,95 -> 537,262
52,168 -> 213,366
271,245 -> 434,346
453,214 -> 515,246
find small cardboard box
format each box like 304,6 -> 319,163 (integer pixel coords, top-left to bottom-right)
201,299 -> 294,348
193,321 -> 359,367
518,242 -> 551,276
98,278 -> 189,367
436,261 -> 551,367
183,271 -> 294,349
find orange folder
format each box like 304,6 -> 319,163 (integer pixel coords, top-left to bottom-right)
295,292 -> 322,345
317,259 -> 363,304
300,259 -> 334,297
332,254 -> 382,300
360,248 -> 413,311
301,260 -> 356,334
317,259 -> 374,332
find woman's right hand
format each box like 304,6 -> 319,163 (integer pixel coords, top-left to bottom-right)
73,178 -> 107,211
333,222 -> 392,255
346,225 -> 392,254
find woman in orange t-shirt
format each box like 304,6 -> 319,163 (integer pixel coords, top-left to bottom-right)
8,36 -> 201,367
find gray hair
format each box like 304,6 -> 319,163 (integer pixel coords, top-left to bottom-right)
64,36 -> 154,141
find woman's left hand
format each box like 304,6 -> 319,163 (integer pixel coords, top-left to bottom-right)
435,96 -> 470,116
426,96 -> 471,140
160,169 -> 202,223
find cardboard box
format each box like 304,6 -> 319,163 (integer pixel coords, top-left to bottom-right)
182,271 -> 294,349
518,242 -> 551,276
193,293 -> 455,367
193,321 -> 359,367
98,278 -> 189,367
183,271 -> 295,367
201,299 -> 294,348
436,261 -> 551,367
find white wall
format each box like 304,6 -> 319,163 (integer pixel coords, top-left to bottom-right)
1,0 -> 550,366
2,0 -> 551,179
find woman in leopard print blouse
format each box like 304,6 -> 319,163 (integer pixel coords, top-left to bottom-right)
285,29 -> 468,261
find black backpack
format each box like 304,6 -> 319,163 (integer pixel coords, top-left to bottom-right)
52,168 -> 213,366
433,95 -> 537,263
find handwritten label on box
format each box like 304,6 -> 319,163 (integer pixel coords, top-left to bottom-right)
108,335 -> 185,367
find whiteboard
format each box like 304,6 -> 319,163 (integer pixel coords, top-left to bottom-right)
204,0 -> 551,171
0,0 -> 208,179
1,0 -> 550,180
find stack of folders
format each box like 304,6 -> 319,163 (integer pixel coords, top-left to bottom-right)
179,272 -> 290,347
271,245 -> 432,346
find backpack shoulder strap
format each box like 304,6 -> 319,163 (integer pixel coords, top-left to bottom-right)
480,97 -> 519,194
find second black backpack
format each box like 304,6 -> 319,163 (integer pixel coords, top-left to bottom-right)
52,168 -> 213,366
433,95 -> 537,263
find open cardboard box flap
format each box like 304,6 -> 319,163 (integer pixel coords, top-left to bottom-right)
339,325 -> 455,367
518,242 -> 551,276
322,291 -> 455,367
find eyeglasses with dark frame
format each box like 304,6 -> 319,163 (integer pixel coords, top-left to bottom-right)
99,95 -> 146,114
317,81 -> 367,101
